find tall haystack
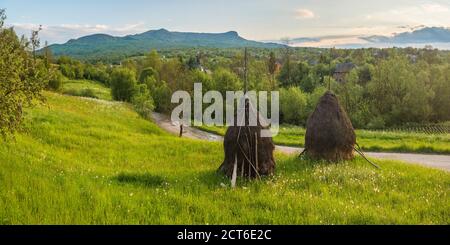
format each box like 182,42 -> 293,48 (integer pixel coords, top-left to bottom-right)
304,91 -> 356,162
218,47 -> 276,179
219,124 -> 276,179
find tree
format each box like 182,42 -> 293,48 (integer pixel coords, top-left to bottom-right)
367,55 -> 433,126
213,68 -> 242,95
110,68 -> 137,102
152,81 -> 172,113
43,41 -> 54,68
267,51 -> 277,90
428,64 -> 450,121
139,67 -> 159,83
279,87 -> 308,125
0,9 -> 49,137
334,70 -> 371,128
280,38 -> 292,86
146,49 -> 162,72
132,84 -> 154,119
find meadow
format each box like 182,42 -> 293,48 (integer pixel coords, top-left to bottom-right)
62,79 -> 112,101
0,92 -> 448,224
59,79 -> 450,155
198,124 -> 450,154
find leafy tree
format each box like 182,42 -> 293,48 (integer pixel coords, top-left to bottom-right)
152,81 -> 172,113
279,87 -> 308,125
43,41 -> 54,68
428,64 -> 450,121
189,69 -> 214,92
110,68 -> 137,102
213,68 -> 242,95
356,64 -> 373,85
267,51 -> 277,90
139,67 -> 159,83
132,84 -> 154,119
160,58 -> 185,91
368,55 -> 433,126
0,9 -> 49,137
146,50 -> 162,71
334,70 -> 372,128
306,86 -> 328,119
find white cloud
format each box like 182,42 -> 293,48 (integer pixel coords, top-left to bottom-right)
10,22 -> 148,44
363,3 -> 450,27
421,3 -> 449,13
295,9 -> 315,19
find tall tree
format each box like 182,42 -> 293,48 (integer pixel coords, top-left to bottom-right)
43,41 -> 54,68
0,9 -> 48,137
280,38 -> 292,85
267,51 -> 277,90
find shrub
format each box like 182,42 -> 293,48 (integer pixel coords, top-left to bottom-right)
80,89 -> 97,99
48,70 -> 64,91
63,88 -> 98,99
110,68 -> 137,102
132,84 -> 155,119
152,81 -> 172,113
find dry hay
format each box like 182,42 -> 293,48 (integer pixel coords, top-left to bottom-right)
304,91 -> 356,162
219,124 -> 275,179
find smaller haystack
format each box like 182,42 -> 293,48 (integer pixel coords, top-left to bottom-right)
219,125 -> 276,179
304,91 -> 356,162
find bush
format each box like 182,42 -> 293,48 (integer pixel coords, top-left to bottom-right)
63,88 -> 98,99
132,84 -> 155,119
152,81 -> 172,113
280,87 -> 308,125
48,70 -> 64,91
81,89 -> 97,99
110,68 -> 137,102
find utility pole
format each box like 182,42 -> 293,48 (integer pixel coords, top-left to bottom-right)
328,47 -> 333,91
243,48 -> 249,125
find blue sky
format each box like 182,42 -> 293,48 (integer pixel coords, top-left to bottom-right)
1,0 -> 449,45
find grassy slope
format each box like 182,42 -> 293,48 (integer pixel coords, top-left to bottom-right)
62,79 -> 112,101
0,92 -> 448,224
198,124 -> 450,154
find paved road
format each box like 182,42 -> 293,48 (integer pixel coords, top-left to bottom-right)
152,112 -> 450,172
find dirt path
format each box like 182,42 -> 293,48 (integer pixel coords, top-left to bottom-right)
152,112 -> 450,172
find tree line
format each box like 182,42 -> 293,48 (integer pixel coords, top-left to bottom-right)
1,6 -> 449,137
48,46 -> 450,129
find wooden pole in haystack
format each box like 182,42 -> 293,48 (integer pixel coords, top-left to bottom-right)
218,48 -> 276,182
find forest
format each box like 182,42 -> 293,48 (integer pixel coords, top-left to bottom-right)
40,45 -> 450,130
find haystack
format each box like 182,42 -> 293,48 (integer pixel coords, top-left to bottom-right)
219,124 -> 276,179
304,91 -> 356,162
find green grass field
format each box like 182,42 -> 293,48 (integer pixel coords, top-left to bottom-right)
0,92 -> 448,224
62,79 -> 112,101
198,124 -> 450,154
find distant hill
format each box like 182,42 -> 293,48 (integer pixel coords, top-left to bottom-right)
46,29 -> 283,60
362,27 -> 450,44
278,27 -> 450,50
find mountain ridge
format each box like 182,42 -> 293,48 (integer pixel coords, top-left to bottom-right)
362,27 -> 450,44
46,29 -> 283,61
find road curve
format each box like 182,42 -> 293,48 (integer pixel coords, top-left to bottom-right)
152,112 -> 450,172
